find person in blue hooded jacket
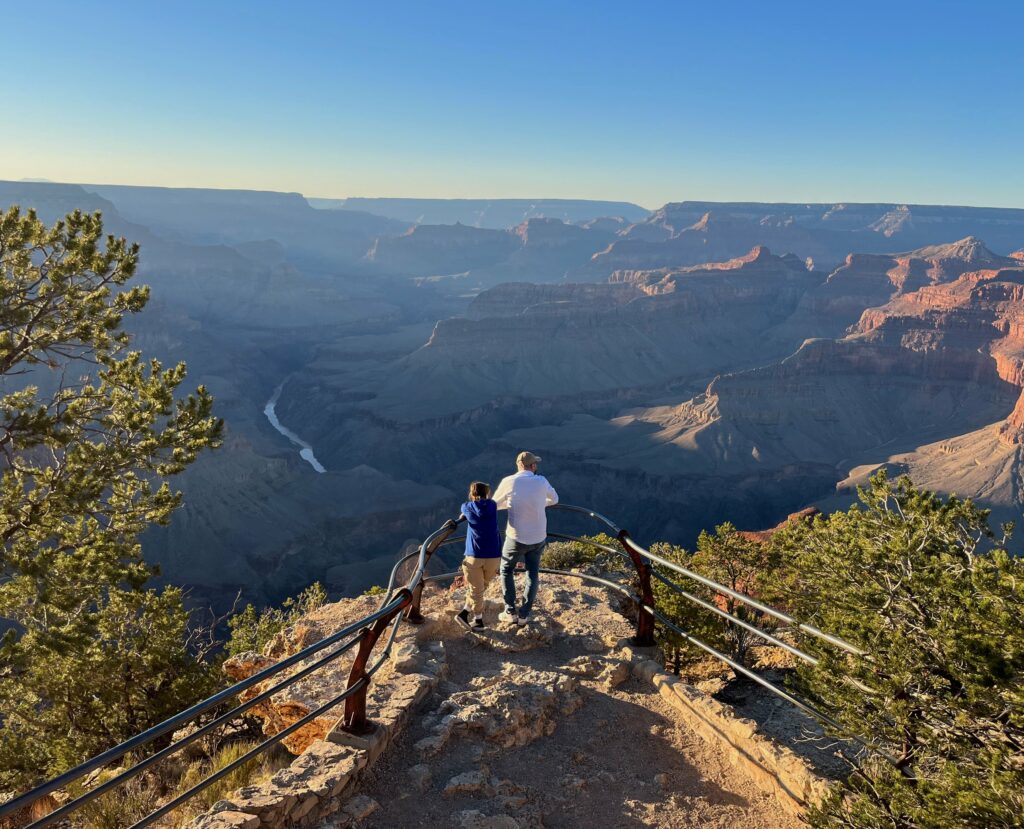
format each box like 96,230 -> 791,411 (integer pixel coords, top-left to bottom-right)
455,481 -> 502,630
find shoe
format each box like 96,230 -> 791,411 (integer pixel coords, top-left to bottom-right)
455,609 -> 471,630
498,610 -> 517,624
516,613 -> 528,626
472,617 -> 485,630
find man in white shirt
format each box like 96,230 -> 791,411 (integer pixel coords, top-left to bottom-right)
492,450 -> 559,625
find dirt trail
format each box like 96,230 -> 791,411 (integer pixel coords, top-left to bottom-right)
327,576 -> 801,829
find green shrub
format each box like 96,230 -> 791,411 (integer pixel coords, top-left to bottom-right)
541,533 -> 627,573
69,771 -> 153,829
225,582 -> 327,656
167,740 -> 289,829
65,739 -> 289,829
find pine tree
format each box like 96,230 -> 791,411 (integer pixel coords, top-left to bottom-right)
772,472 -> 1024,827
0,207 -> 223,790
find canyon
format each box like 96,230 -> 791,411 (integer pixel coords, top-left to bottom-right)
3,179 -> 1023,610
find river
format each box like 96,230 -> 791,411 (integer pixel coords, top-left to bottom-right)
263,382 -> 327,473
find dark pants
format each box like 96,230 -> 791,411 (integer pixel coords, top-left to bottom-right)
501,538 -> 545,618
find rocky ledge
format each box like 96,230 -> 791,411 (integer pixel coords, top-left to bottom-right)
193,571 -> 827,829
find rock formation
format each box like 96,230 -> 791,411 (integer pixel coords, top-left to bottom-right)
365,223 -> 522,276
778,237 -> 1018,339
364,217 -> 619,286
581,202 -> 1024,280
306,197 -> 650,228
328,246 -> 818,423
852,262 -> 1024,445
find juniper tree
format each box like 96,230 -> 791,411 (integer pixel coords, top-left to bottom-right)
772,472 -> 1024,828
650,526 -> 780,673
691,523 -> 781,667
0,207 -> 223,790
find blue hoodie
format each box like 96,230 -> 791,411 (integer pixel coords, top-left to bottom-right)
460,499 -> 501,558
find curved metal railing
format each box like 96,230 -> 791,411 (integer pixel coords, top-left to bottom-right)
3,503 -> 871,828
1,515 -> 467,829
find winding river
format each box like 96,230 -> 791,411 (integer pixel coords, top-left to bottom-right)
263,382 -> 326,473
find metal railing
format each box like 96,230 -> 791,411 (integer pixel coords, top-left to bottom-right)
1,515 -> 466,829
3,503 -> 872,828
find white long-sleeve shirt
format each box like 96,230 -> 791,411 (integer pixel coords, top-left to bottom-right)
492,470 -> 559,545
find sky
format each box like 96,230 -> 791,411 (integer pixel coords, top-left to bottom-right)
1,0 -> 1022,208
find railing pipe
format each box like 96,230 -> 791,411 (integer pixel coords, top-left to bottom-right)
646,603 -> 895,765
647,605 -> 840,726
404,517 -> 464,623
546,532 -> 631,562
0,596 -> 406,821
7,503 -> 874,829
538,567 -> 639,599
20,631 -> 367,829
374,535 -> 464,625
621,534 -> 866,656
550,503 -> 621,534
125,677 -> 370,829
649,568 -> 818,666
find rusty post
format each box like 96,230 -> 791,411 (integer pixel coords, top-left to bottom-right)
404,581 -> 426,624
341,588 -> 411,734
618,530 -> 656,647
403,517 -> 461,624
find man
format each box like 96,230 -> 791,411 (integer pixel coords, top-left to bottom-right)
492,450 -> 558,625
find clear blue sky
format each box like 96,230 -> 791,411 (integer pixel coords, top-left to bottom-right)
2,0 -> 1022,208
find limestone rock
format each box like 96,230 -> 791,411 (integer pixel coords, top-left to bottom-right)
342,795 -> 379,820
390,642 -> 422,673
408,763 -> 432,792
422,663 -> 582,752
443,769 -> 493,797
189,810 -> 261,829
564,655 -> 606,678
270,740 -> 363,799
455,810 -> 522,829
222,652 -> 277,683
228,784 -> 297,823
266,620 -> 325,658
600,661 -> 630,688
565,654 -> 629,688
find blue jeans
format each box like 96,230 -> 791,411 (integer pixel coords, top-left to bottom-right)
501,538 -> 545,618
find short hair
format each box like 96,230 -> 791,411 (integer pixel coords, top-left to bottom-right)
468,481 -> 491,500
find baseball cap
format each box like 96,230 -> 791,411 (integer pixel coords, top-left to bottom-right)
517,450 -> 542,467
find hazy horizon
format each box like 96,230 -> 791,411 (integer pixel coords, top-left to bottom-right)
10,178 -> 1024,215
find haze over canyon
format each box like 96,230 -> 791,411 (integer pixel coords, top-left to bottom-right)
4,179 -> 1023,610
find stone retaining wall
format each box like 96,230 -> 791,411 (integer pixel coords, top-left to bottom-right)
624,646 -> 829,816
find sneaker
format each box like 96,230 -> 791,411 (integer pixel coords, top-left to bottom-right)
455,608 -> 472,630
498,610 -> 517,624
472,617 -> 485,630
516,613 -> 528,626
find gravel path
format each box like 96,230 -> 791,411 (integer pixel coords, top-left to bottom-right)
340,577 -> 801,829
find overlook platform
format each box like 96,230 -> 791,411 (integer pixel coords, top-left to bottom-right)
211,577 -> 808,829
6,506 -> 845,829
